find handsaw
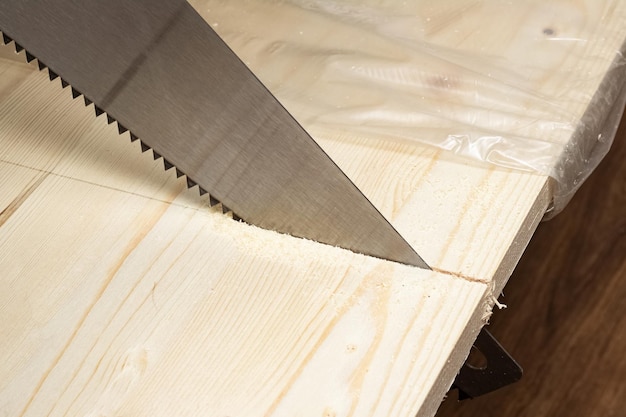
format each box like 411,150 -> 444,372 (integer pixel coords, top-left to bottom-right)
0,0 -> 428,269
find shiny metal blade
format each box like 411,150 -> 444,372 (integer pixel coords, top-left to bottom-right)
0,0 -> 428,268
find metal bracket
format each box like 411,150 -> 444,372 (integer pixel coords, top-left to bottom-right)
451,328 -> 522,400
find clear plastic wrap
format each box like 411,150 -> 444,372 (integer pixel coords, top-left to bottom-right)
195,0 -> 626,215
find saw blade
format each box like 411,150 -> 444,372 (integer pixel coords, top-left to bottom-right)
0,0 -> 428,269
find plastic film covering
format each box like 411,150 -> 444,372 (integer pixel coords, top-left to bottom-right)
193,0 -> 626,215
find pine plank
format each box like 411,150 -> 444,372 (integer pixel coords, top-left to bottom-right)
0,1 -> 625,416
0,65 -> 491,417
0,88 -> 489,416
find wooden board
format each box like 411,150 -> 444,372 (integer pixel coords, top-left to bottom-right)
0,67 -> 492,417
1,1 -> 625,416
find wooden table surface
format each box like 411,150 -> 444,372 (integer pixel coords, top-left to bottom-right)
437,111 -> 626,416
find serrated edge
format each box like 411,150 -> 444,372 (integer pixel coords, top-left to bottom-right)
1,31 -> 238,218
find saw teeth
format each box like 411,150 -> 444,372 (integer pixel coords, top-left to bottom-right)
0,39 -> 239,220
139,141 -> 150,153
0,32 -> 24,56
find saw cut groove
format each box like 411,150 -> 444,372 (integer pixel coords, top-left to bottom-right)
0,33 -> 236,216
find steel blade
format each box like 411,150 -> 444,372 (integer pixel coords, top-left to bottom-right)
0,0 -> 428,268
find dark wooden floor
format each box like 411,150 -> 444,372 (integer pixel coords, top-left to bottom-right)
436,112 -> 626,417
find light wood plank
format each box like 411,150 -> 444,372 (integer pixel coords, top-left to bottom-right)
0,127 -> 489,417
0,67 -> 492,417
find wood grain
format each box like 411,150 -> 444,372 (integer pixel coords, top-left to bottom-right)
0,65 -> 492,417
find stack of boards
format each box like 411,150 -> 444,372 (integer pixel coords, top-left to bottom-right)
1,1 -> 625,416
